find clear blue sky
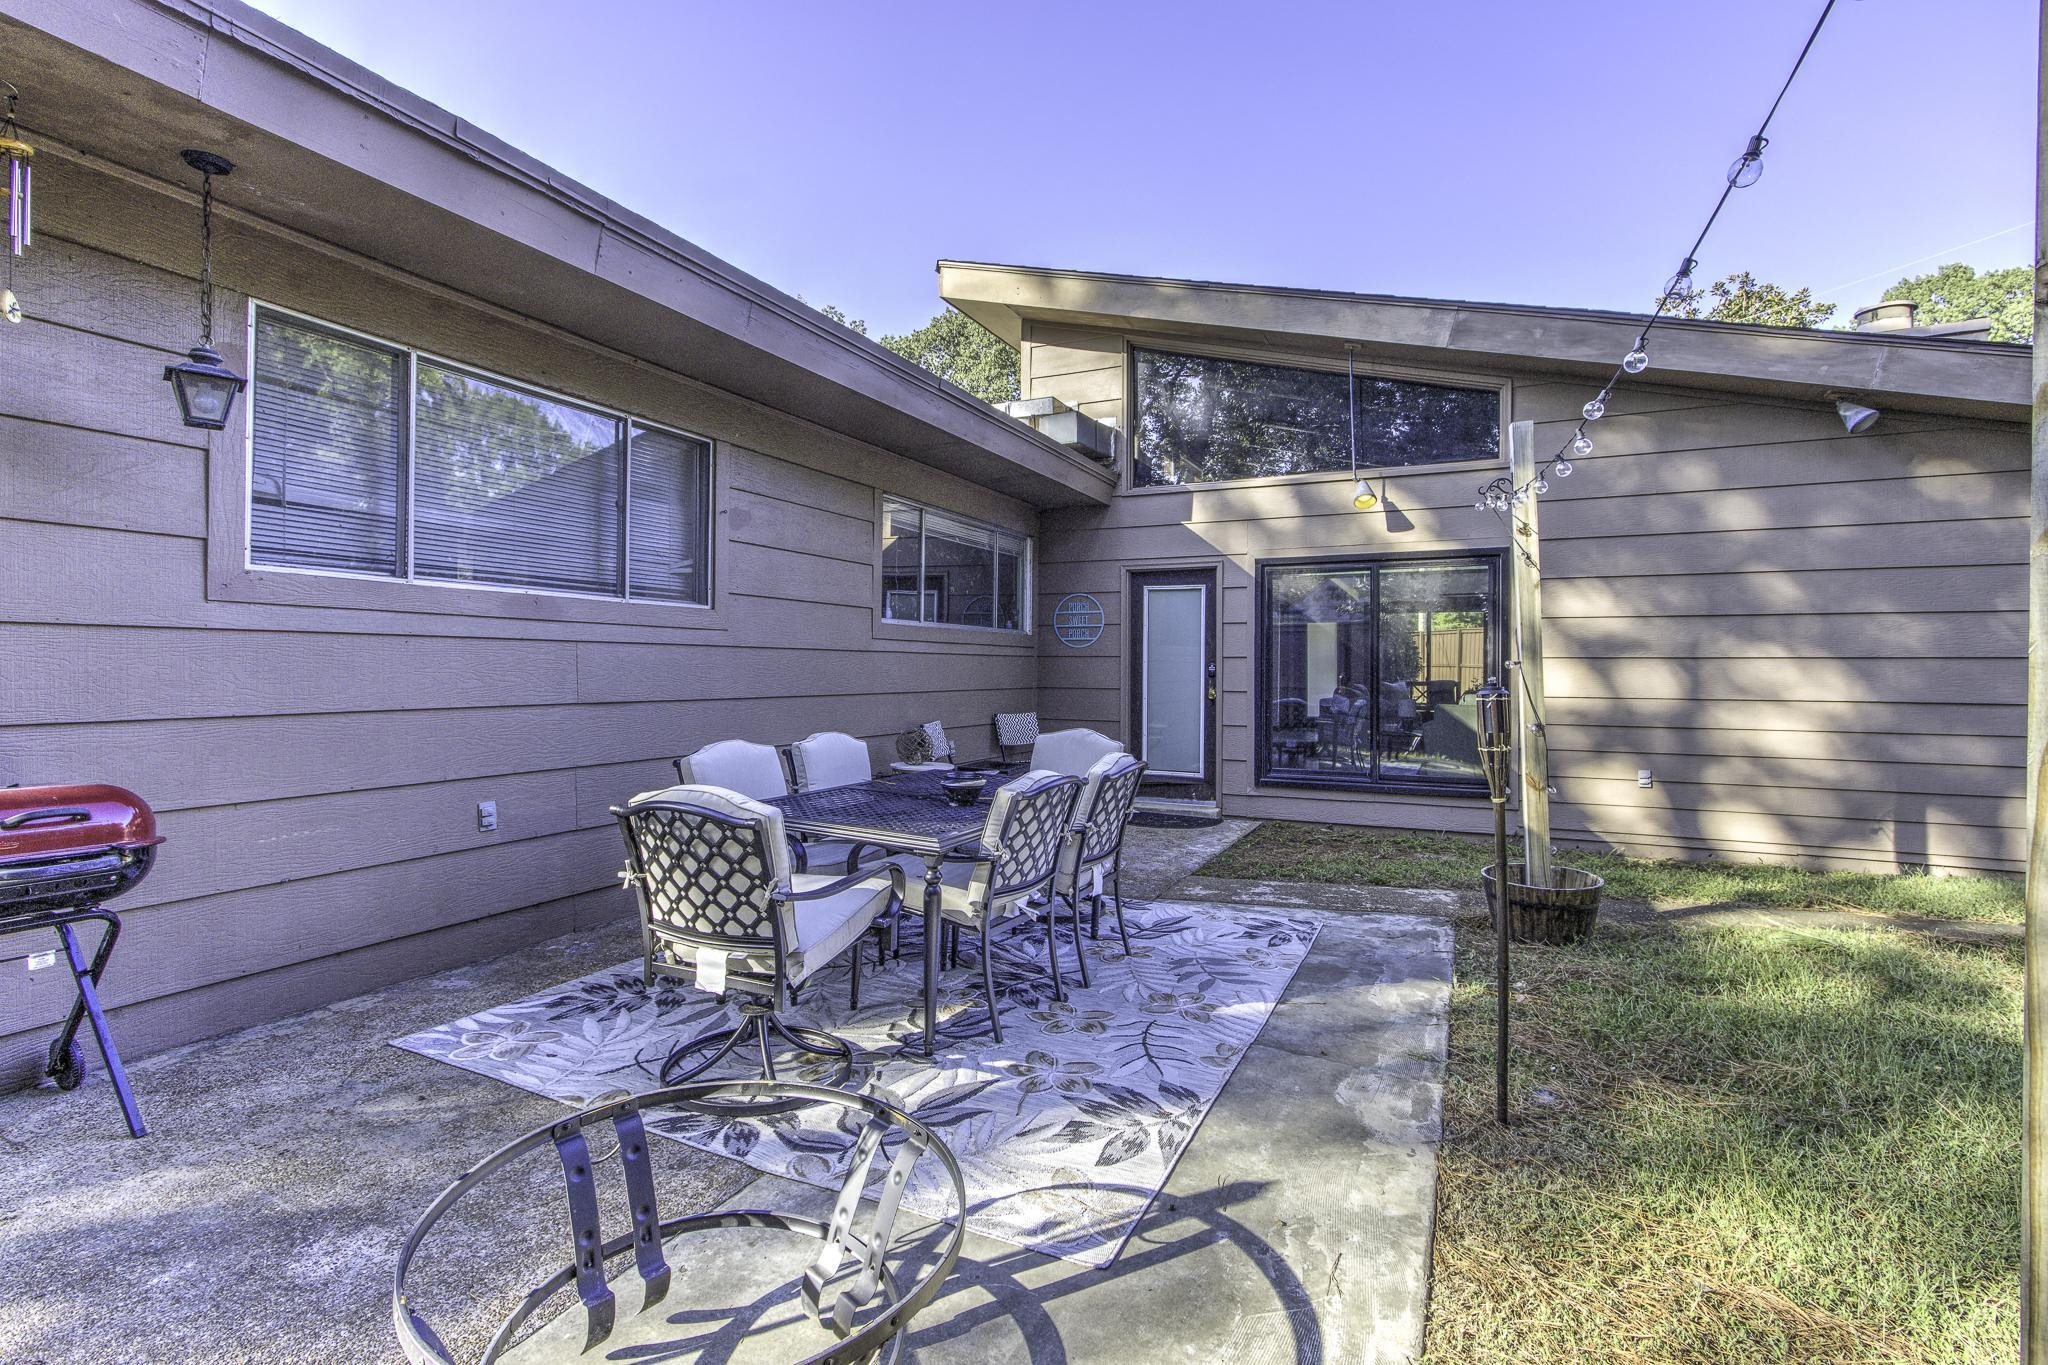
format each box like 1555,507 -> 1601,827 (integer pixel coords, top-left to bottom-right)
247,0 -> 2035,338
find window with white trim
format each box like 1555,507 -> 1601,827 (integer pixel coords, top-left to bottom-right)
880,495 -> 1030,632
249,306 -> 712,605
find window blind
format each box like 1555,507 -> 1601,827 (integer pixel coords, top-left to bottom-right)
249,313 -> 405,575
627,424 -> 712,602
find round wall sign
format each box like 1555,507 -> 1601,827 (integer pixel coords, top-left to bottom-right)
1052,593 -> 1105,649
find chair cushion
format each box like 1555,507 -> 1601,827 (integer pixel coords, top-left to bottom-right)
1029,728 -> 1123,778
780,872 -> 896,985
789,732 -> 873,792
675,740 -> 791,801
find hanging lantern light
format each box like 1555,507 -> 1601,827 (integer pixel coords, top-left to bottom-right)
162,149 -> 246,431
1345,346 -> 1380,512
0,82 -> 34,325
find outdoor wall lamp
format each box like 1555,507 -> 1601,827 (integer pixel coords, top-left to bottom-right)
162,149 -> 245,431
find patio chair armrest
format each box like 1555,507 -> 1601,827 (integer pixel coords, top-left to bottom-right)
782,861 -> 906,903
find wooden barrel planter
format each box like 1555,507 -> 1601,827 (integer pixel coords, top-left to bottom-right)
1481,862 -> 1605,945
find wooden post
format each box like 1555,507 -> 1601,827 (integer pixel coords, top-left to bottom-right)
2024,1 -> 2047,1351
1507,421 -> 1553,888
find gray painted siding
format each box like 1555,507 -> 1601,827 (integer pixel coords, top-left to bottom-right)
0,158 -> 1037,1082
1027,327 -> 2027,875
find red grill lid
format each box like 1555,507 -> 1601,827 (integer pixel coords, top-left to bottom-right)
0,784 -> 164,862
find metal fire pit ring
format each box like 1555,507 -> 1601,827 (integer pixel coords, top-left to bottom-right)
393,1078 -> 966,1365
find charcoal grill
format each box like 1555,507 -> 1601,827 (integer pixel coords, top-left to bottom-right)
0,783 -> 163,1137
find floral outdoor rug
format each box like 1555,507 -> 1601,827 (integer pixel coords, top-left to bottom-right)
392,898 -> 1318,1267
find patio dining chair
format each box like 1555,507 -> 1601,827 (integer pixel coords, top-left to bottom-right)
1029,726 -> 1124,777
786,731 -> 873,793
614,785 -> 903,1098
1053,752 -> 1147,977
991,710 -> 1040,764
907,769 -> 1082,1044
673,738 -> 855,872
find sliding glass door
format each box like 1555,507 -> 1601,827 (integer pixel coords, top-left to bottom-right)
1258,554 -> 1499,793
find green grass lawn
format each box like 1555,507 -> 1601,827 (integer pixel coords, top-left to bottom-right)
1198,823 -> 2023,924
1425,916 -> 2019,1363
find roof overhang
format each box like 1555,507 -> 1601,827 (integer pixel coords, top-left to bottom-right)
941,260 -> 2031,423
0,0 -> 1114,508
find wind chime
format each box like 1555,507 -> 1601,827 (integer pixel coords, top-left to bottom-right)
0,81 -> 33,324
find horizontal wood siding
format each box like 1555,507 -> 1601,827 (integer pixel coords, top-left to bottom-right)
1025,324 -> 2027,875
0,159 -> 1037,1083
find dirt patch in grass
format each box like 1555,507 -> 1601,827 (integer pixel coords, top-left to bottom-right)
1198,823 -> 2022,924
1424,916 -> 2019,1363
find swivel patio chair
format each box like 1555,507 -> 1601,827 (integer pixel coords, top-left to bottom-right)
1028,727 -> 1123,777
614,785 -> 903,1101
674,738 -> 855,872
991,710 -> 1040,764
392,1080 -> 965,1365
910,769 -> 1082,1043
1053,752 -> 1146,977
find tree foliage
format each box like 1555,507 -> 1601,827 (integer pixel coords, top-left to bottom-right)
807,301 -> 1020,407
1658,271 -> 1837,328
878,309 -> 1019,407
1882,262 -> 2032,342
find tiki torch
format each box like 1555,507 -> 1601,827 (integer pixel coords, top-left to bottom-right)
1475,677 -> 1512,1125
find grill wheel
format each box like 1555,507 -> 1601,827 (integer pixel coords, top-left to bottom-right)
48,1039 -> 84,1091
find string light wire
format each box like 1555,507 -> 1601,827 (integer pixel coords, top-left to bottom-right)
1480,0 -> 1839,533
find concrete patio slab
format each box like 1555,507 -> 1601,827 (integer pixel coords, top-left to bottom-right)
0,821 -> 1452,1364
498,912 -> 1450,1365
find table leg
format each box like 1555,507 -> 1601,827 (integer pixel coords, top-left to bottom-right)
921,853 -> 944,1057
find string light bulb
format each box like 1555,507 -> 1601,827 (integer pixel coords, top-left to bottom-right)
1554,459 -> 1574,478
1571,433 -> 1594,458
1582,392 -> 1608,422
1623,343 -> 1649,374
1726,134 -> 1767,188
1663,257 -> 1697,306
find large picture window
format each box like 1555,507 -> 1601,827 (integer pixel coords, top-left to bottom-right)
881,496 -> 1029,632
1132,346 -> 1500,488
1259,555 -> 1500,792
249,306 -> 712,606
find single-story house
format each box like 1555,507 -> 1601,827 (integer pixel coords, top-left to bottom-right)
0,0 -> 2028,1081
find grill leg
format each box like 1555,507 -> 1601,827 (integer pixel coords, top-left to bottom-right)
54,919 -> 144,1139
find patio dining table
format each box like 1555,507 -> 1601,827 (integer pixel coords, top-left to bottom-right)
768,765 -> 1024,1056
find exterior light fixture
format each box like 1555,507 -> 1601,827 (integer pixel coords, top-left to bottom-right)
1833,397 -> 1880,434
1344,345 -> 1381,514
1726,134 -> 1767,189
163,149 -> 245,431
